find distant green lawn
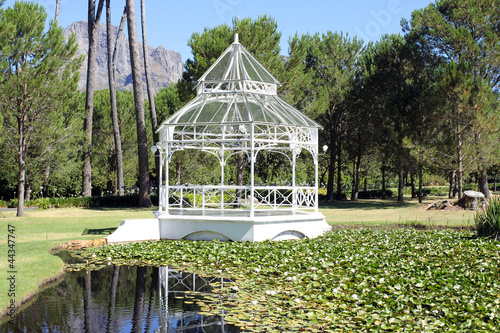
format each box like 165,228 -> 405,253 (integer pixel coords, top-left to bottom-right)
321,196 -> 476,227
0,196 -> 479,318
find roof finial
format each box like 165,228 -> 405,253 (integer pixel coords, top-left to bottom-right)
234,33 -> 239,44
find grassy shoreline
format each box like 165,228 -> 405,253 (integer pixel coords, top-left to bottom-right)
0,196 -> 479,320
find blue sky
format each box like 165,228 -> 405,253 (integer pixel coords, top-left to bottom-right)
4,0 -> 434,62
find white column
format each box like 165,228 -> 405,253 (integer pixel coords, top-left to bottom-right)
165,144 -> 170,215
250,124 -> 255,218
314,147 -> 319,213
159,146 -> 164,212
292,148 -> 297,213
221,146 -> 225,211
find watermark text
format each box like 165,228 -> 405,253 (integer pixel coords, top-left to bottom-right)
354,0 -> 403,41
6,224 -> 16,325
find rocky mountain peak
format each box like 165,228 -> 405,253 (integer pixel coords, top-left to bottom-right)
63,21 -> 183,94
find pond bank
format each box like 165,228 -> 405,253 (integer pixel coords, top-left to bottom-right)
0,269 -> 65,323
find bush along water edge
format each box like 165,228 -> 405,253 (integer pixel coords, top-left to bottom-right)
475,197 -> 500,239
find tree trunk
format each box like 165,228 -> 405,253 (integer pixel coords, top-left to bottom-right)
25,183 -> 31,202
381,163 -> 387,199
126,0 -> 151,207
82,0 -> 104,198
140,0 -> 160,189
456,111 -> 464,199
351,159 -> 357,201
410,172 -> 417,198
17,116 -> 26,217
55,0 -> 61,24
418,164 -> 423,204
478,168 -> 490,198
351,153 -> 361,201
175,159 -> 181,185
449,169 -> 457,198
106,0 -> 125,196
336,135 -> 343,200
326,146 -> 335,201
235,152 -> 246,205
397,161 -> 404,202
475,132 -> 491,199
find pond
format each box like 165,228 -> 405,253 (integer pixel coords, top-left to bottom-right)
1,259 -> 240,333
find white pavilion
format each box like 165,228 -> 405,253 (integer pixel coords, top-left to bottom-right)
107,34 -> 330,243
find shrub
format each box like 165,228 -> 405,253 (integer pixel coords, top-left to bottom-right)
318,192 -> 348,201
422,186 -> 449,196
34,198 -> 51,210
425,174 -> 448,186
0,200 -> 8,208
475,198 -> 500,239
8,194 -> 159,209
463,183 -> 478,191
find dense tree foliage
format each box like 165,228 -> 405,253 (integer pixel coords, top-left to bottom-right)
287,32 -> 364,200
404,0 -> 500,198
0,2 -> 82,215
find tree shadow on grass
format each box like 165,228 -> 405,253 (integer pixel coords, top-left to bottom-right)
81,227 -> 117,235
319,198 -> 417,210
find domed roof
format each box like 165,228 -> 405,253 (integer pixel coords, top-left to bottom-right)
158,34 -> 320,137
197,33 -> 280,86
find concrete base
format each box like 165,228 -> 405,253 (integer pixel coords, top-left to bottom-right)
106,218 -> 160,243
106,209 -> 330,243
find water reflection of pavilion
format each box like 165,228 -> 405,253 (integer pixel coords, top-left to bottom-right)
0,264 -> 239,333
156,267 -> 237,333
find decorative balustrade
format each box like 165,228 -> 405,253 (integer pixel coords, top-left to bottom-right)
159,185 -> 317,212
198,80 -> 277,95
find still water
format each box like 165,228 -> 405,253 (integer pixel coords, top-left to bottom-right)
1,264 -> 240,333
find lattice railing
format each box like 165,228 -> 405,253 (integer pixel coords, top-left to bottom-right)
198,80 -> 277,95
295,187 -> 317,208
165,185 -> 250,210
161,185 -> 316,211
254,187 -> 316,209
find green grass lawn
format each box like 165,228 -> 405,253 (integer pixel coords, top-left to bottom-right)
0,196 -> 479,317
321,196 -> 476,227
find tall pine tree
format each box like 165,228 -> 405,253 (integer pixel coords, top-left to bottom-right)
0,2 -> 82,216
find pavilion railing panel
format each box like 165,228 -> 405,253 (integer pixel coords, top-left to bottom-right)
165,185 -> 250,210
160,185 -> 317,211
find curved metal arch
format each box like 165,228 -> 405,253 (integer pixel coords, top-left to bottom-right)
168,147 -> 223,165
292,145 -> 318,160
183,231 -> 232,242
253,147 -> 293,166
167,148 -> 184,163
223,149 -> 250,166
272,230 -> 307,241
